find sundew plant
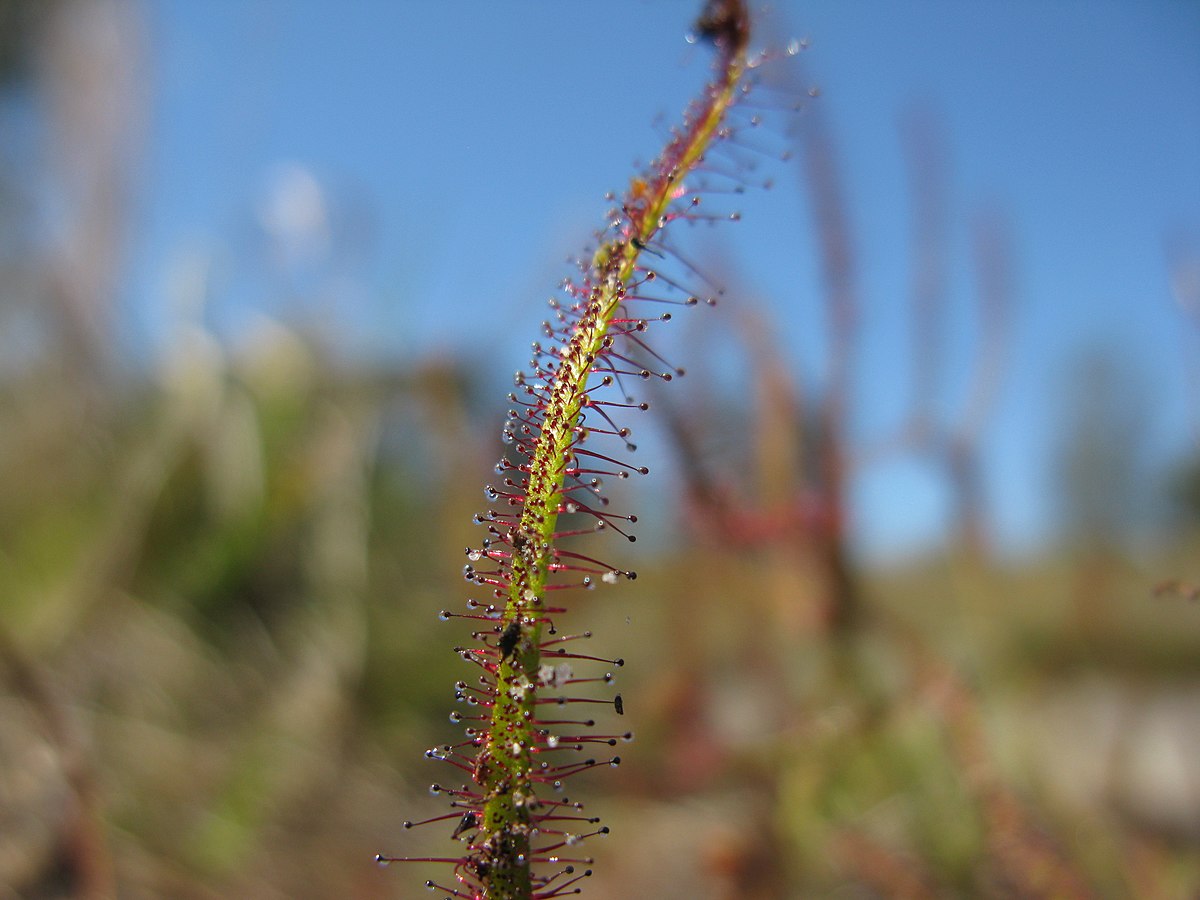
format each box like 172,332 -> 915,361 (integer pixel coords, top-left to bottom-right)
378,2 -> 788,896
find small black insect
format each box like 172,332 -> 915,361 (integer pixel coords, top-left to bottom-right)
613,694 -> 624,716
498,620 -> 521,661
451,812 -> 478,839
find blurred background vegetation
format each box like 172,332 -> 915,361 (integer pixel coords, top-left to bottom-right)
2,1 -> 1199,898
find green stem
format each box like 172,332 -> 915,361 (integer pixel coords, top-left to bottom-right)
472,5 -> 749,896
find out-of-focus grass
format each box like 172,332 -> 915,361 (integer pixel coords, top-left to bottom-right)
2,331 -> 1198,898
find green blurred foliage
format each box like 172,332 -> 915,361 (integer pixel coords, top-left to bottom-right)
3,306 -> 1200,900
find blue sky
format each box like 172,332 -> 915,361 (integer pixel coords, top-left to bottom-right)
124,1 -> 1200,558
